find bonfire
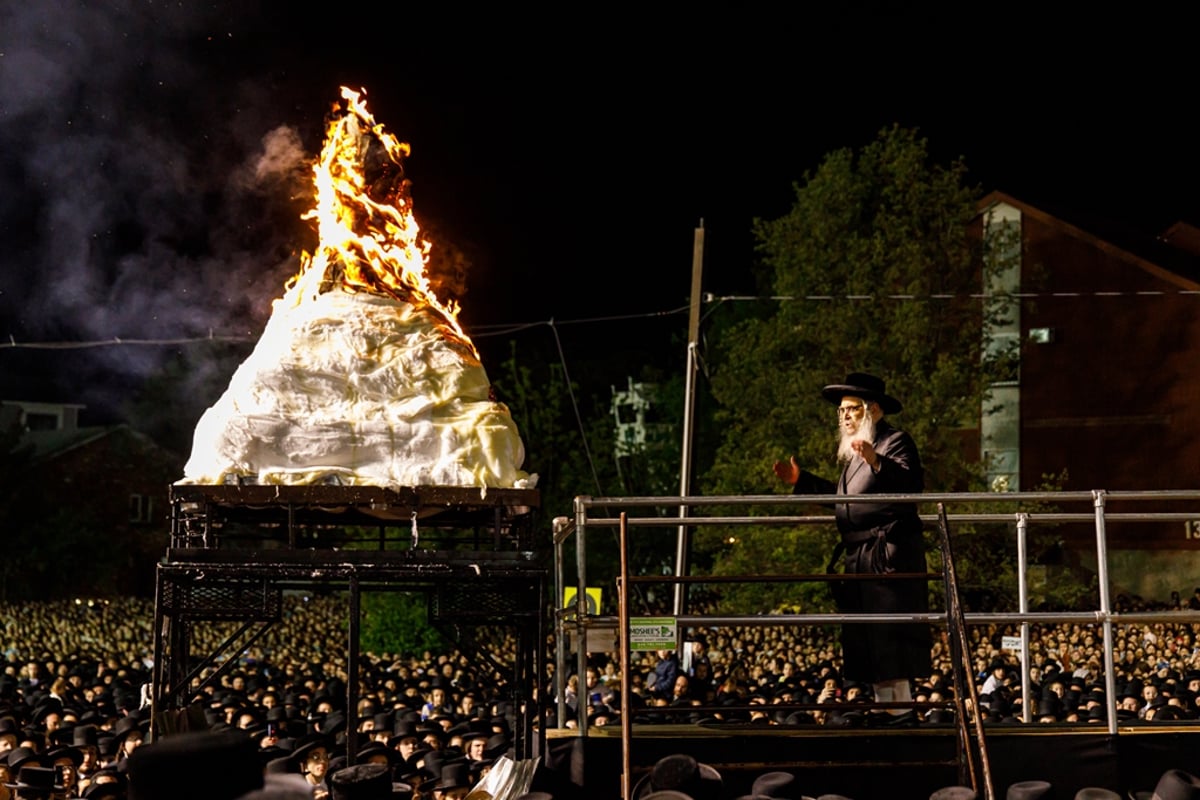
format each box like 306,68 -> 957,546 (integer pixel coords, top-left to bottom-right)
179,87 -> 535,493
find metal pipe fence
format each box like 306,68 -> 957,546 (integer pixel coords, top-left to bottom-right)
553,489 -> 1200,742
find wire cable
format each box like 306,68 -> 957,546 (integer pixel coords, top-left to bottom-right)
3,290 -> 1197,351
547,319 -> 605,498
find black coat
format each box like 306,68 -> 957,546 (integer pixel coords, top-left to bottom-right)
793,419 -> 932,683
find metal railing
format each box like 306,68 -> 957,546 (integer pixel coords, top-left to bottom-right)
552,489 -> 1200,750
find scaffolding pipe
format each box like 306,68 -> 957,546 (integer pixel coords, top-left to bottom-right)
555,488 -> 1200,738
1093,490 -> 1120,736
1016,513 -> 1032,724
619,513 -> 633,800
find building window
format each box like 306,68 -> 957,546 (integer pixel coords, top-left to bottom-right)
129,494 -> 155,524
24,413 -> 59,431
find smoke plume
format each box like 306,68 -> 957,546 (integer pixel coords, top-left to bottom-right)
0,0 -> 319,423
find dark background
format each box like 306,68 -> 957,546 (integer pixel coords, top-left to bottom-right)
2,3 -> 1196,422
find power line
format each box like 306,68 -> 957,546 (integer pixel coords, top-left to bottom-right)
0,334 -> 255,350
3,289 -> 1198,351
0,307 -> 692,351
710,291 -> 1200,302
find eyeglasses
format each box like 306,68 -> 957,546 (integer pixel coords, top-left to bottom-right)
837,403 -> 865,418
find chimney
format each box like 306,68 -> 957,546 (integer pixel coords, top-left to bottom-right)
1158,221 -> 1200,257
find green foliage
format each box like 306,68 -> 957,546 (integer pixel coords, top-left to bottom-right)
494,342 -> 634,607
933,469 -> 1098,612
693,522 -> 841,613
495,341 -> 624,531
359,592 -> 446,656
708,125 -> 988,496
698,125 -> 998,613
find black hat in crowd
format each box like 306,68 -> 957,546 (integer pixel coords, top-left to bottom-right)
330,763 -> 391,800
127,730 -> 263,800
84,769 -> 127,797
1131,770 -> 1200,800
930,788 -> 977,800
389,720 -> 421,748
752,771 -> 797,798
111,715 -> 149,749
484,733 -> 512,760
356,742 -> 399,770
6,765 -> 62,799
45,745 -> 83,769
435,761 -> 473,792
633,754 -> 723,800
286,732 -> 334,776
821,373 -> 903,415
1005,780 -> 1052,799
73,724 -> 100,748
82,781 -> 125,800
7,747 -> 42,773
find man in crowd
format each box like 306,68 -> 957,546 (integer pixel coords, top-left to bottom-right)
646,649 -> 680,703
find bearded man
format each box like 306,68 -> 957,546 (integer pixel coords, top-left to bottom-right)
773,372 -> 930,725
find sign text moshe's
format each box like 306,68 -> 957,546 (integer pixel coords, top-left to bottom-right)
628,616 -> 677,651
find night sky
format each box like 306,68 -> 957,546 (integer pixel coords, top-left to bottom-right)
1,3 -> 1196,417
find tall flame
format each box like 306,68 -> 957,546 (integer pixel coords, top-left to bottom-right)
283,86 -> 476,356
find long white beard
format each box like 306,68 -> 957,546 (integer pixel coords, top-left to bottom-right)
837,413 -> 877,465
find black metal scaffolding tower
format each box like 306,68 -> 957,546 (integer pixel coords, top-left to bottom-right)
153,483 -> 545,760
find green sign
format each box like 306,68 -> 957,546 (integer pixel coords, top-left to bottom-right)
629,616 -> 677,651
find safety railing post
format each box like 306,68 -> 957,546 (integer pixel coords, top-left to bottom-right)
1016,513 -> 1032,724
1093,490 -> 1119,735
575,497 -> 589,742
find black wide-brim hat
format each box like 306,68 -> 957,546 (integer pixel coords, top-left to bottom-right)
127,730 -> 264,800
1147,768 -> 1200,800
5,765 -> 63,792
6,746 -> 42,772
330,763 -> 392,800
821,372 -> 902,414
111,714 -> 150,747
287,732 -> 334,772
435,760 -> 473,791
633,754 -> 723,800
45,744 -> 84,768
1004,780 -> 1052,800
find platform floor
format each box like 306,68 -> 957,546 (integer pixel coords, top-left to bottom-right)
538,722 -> 1199,799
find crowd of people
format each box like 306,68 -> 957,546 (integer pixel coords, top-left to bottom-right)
573,591 -> 1200,730
0,591 -> 1197,797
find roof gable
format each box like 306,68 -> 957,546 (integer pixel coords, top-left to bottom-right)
18,424 -> 130,461
977,191 -> 1200,290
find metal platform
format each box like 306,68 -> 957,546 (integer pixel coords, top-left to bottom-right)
168,484 -> 541,552
153,483 -> 547,761
541,722 -> 1200,800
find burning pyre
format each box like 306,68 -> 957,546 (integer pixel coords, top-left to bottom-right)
179,87 -> 535,492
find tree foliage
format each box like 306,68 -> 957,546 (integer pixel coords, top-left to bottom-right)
493,341 -> 627,607
359,592 -> 446,656
495,340 -> 621,524
697,125 -> 999,612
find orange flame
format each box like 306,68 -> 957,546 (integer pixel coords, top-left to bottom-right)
285,86 -> 476,356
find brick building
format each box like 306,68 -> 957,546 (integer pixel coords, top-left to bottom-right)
975,193 -> 1200,597
1,400 -> 181,598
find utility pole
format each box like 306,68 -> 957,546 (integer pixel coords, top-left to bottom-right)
673,220 -> 704,615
